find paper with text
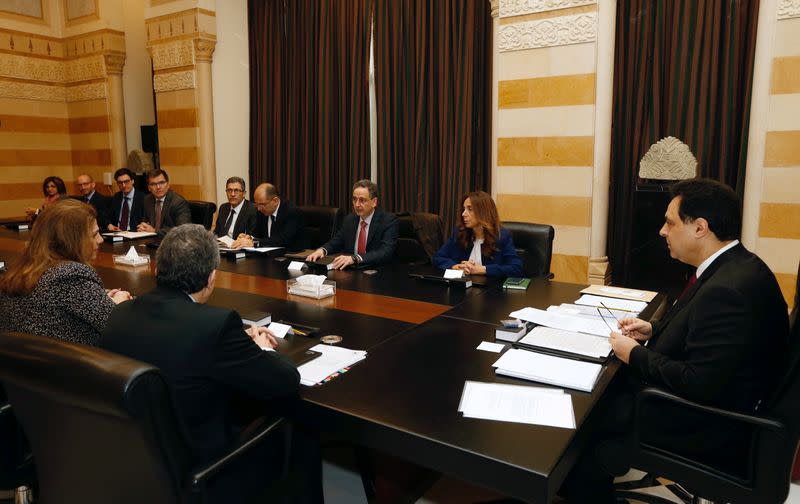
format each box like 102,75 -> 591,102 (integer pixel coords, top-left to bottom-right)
458,381 -> 575,428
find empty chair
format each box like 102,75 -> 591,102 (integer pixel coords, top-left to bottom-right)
187,200 -> 217,230
0,387 -> 35,504
299,205 -> 344,249
394,212 -> 445,264
503,221 -> 555,279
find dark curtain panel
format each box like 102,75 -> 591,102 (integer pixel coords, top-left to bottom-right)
608,0 -> 759,285
248,0 -> 373,208
373,0 -> 492,234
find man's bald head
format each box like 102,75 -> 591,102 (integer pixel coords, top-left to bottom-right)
253,183 -> 280,216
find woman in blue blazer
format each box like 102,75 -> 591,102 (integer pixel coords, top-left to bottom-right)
433,191 -> 522,277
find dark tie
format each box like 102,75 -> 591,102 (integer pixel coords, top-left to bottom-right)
223,209 -> 236,236
155,200 -> 163,232
269,214 -> 275,238
357,220 -> 367,255
678,273 -> 697,300
119,196 -> 129,231
84,195 -> 91,203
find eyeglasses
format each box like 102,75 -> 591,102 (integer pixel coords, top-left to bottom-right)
596,302 -> 622,334
352,197 -> 373,205
225,188 -> 244,194
116,178 -> 133,186
148,180 -> 168,188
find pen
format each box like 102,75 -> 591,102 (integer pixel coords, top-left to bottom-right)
291,327 -> 309,336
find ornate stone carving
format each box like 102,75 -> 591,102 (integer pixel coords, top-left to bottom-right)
0,52 -> 63,82
0,79 -> 65,101
149,39 -> 194,70
777,0 -> 800,19
154,70 -> 196,92
499,0 -> 595,18
639,136 -> 698,180
490,0 -> 500,18
193,38 -> 216,62
498,12 -> 596,51
63,54 -> 106,82
104,53 -> 126,75
65,81 -> 107,102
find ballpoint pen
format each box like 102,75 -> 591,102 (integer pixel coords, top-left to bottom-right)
291,327 -> 309,336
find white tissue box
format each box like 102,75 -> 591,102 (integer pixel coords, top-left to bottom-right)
113,253 -> 150,266
287,278 -> 336,299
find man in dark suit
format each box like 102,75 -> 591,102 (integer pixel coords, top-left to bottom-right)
138,168 -> 191,237
100,224 -> 320,503
106,168 -> 145,231
307,179 -> 398,269
76,173 -> 110,229
563,178 -> 790,503
213,176 -> 257,239
232,182 -> 307,251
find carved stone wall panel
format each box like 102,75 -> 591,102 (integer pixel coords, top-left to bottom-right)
0,79 -> 66,101
153,70 -> 196,92
146,9 -> 216,45
0,52 -> 64,82
778,0 -> 800,19
64,30 -> 125,58
0,29 -> 65,58
498,12 -> 597,51
65,81 -> 107,102
63,54 -> 106,82
639,136 -> 697,180
499,0 -> 596,18
149,39 -> 194,70
193,38 -> 215,62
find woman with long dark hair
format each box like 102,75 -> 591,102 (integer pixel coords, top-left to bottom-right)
25,176 -> 67,218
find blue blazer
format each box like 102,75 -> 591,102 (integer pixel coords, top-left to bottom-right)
433,227 -> 522,277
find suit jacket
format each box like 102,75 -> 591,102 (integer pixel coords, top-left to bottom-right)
99,286 -> 300,464
214,200 -> 258,238
84,191 -> 111,229
107,188 -> 145,231
252,200 -> 307,251
143,190 -> 192,237
321,208 -> 398,266
432,227 -> 523,277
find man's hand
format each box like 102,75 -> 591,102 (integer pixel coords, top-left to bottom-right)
246,325 -> 278,349
107,224 -> 120,231
107,289 -> 133,304
137,222 -> 155,233
232,233 -> 254,249
610,331 -> 640,364
306,248 -> 325,262
330,254 -> 355,270
618,318 -> 653,342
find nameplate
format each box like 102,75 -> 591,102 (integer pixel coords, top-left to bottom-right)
444,269 -> 464,279
288,261 -> 306,271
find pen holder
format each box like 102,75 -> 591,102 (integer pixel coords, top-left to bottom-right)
287,279 -> 336,299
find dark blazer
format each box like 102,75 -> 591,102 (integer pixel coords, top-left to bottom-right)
252,199 -> 307,251
214,200 -> 258,238
432,227 -> 523,277
321,208 -> 398,266
143,190 -> 192,237
83,191 -> 111,229
107,188 -> 145,231
99,286 -> 300,464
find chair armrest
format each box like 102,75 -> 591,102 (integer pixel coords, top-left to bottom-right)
0,402 -> 11,416
190,416 -> 287,488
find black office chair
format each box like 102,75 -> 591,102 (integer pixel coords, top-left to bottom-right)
0,387 -> 35,504
0,331 -> 288,504
394,212 -> 444,265
503,221 -> 555,278
298,205 -> 344,249
187,200 -> 217,230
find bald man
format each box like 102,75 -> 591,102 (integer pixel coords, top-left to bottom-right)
232,183 -> 307,251
76,174 -> 110,229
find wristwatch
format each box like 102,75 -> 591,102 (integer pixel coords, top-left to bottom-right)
351,254 -> 360,263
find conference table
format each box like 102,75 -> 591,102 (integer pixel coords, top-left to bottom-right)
0,227 -> 667,503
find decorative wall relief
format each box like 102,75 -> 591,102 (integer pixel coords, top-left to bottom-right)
65,81 -> 106,102
0,80 -> 65,101
0,52 -> 63,82
498,12 -> 597,51
149,39 -> 194,71
63,54 -> 105,82
777,0 -> 800,20
638,136 -> 698,181
153,70 -> 196,92
499,0 -> 596,18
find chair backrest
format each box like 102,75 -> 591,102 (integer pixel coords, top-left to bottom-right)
187,200 -> 217,230
298,205 -> 344,249
0,386 -> 35,491
0,331 -> 193,504
394,212 -> 444,264
503,221 -> 555,278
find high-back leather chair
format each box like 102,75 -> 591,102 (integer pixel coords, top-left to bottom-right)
503,221 -> 555,279
394,212 -> 444,264
0,386 -> 35,501
187,200 -> 217,230
0,331 -> 286,504
298,205 -> 344,249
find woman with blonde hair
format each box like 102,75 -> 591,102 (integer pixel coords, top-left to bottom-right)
433,190 -> 522,277
0,199 -> 131,345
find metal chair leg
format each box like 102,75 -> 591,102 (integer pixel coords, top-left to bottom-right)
14,485 -> 32,504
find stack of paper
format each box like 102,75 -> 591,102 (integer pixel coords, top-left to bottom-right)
492,348 -> 603,392
580,284 -> 657,302
547,303 -> 635,320
509,307 -> 611,337
103,231 -> 157,240
243,246 -> 283,253
298,344 -> 366,386
217,235 -> 235,247
458,381 -> 575,428
518,326 -> 612,359
574,294 -> 647,313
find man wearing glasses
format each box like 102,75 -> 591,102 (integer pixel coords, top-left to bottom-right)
307,179 -> 398,270
213,176 -> 257,240
76,173 -> 111,229
107,168 -> 145,232
232,183 -> 306,251
138,168 -> 191,237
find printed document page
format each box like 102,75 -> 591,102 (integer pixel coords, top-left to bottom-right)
509,307 -> 611,337
574,294 -> 647,313
458,381 -> 575,429
519,326 -> 611,359
492,348 -> 603,392
298,344 -> 366,386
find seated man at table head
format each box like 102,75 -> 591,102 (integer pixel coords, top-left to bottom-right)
107,167 -> 145,231
76,173 -> 110,229
307,179 -> 398,270
433,190 -> 522,277
0,199 -> 132,347
137,168 -> 192,237
213,176 -> 257,239
563,178 -> 790,503
99,224 -> 305,502
231,182 -> 307,251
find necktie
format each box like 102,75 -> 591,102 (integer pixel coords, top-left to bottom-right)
357,220 -> 367,255
223,209 -> 236,236
678,273 -> 697,300
155,200 -> 163,232
268,214 -> 275,238
84,195 -> 90,203
119,196 -> 129,231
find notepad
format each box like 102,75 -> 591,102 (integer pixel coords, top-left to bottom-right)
518,326 -> 612,360
458,381 -> 575,428
509,307 -> 611,337
492,348 -> 603,392
298,344 -> 367,386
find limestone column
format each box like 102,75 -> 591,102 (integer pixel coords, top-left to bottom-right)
489,0 -> 500,197
194,38 -> 217,202
105,53 -> 128,171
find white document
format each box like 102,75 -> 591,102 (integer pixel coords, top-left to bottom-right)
267,322 -> 292,339
519,326 -> 611,359
217,235 -> 235,247
476,341 -> 505,353
492,348 -> 603,392
548,303 -> 635,320
0,261 -> 5,269
243,246 -> 283,253
575,294 -> 647,313
103,231 -> 157,240
458,381 -> 575,429
581,284 -> 657,302
287,261 -> 306,271
509,307 -> 611,337
444,269 -> 464,279
299,344 -> 367,386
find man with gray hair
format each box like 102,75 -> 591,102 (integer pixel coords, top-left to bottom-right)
214,176 -> 258,239
100,224 -> 305,502
232,182 -> 307,251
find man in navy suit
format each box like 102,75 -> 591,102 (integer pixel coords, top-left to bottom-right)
106,168 -> 145,231
232,183 -> 307,251
76,173 -> 110,229
138,168 -> 192,237
213,176 -> 258,239
307,179 -> 398,269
